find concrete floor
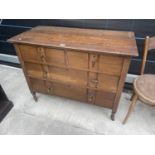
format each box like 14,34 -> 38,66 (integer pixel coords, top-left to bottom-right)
0,64 -> 155,135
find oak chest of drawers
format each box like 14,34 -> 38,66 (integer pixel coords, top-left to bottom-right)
8,26 -> 138,120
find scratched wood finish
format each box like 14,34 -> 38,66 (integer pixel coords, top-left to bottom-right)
8,26 -> 138,120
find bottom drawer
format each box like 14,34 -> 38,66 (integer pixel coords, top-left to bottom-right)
95,91 -> 115,108
51,83 -> 87,102
29,78 -> 115,108
30,78 -> 47,93
29,78 -> 87,102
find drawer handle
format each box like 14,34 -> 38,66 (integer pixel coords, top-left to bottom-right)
92,61 -> 96,67
38,47 -> 46,62
41,55 -> 45,60
47,87 -> 53,93
91,55 -> 97,67
40,54 -> 46,62
88,94 -> 94,102
38,47 -> 44,52
91,79 -> 98,83
88,96 -> 93,102
43,71 -> 48,78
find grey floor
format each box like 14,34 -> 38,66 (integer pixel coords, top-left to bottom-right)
0,64 -> 155,135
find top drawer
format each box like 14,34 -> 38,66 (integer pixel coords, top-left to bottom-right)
19,44 -> 124,76
89,54 -> 124,76
19,45 -> 89,69
19,45 -> 41,62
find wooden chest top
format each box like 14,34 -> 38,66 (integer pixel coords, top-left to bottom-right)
8,26 -> 138,57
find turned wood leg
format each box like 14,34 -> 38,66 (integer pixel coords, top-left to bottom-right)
111,112 -> 115,121
32,92 -> 38,102
123,95 -> 138,124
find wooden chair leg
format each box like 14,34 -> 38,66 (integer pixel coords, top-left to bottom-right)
130,91 -> 135,101
123,95 -> 138,124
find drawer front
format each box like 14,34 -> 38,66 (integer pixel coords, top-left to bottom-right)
19,45 -> 65,65
46,49 -> 88,69
89,54 -> 123,76
66,50 -> 88,69
45,48 -> 65,66
19,45 -> 41,62
19,45 -> 89,70
48,66 -> 87,87
95,91 -> 116,108
98,62 -> 122,76
87,89 -> 116,108
25,62 -> 88,87
29,78 -> 87,102
25,62 -> 43,78
47,83 -> 87,102
97,74 -> 119,92
30,78 -> 47,93
88,73 -> 119,92
30,77 -> 115,108
25,62 -> 50,79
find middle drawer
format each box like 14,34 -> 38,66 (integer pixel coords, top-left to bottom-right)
25,63 -> 87,87
88,72 -> 119,92
25,62 -> 119,93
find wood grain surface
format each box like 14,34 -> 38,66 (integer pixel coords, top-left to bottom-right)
8,26 -> 138,120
